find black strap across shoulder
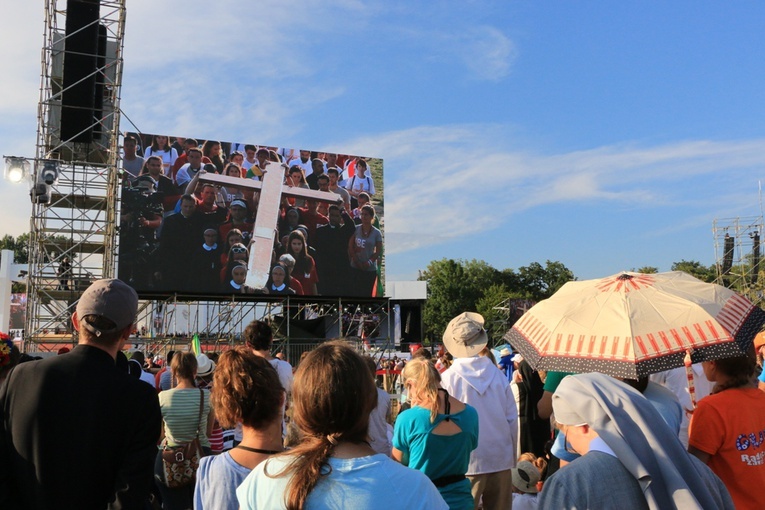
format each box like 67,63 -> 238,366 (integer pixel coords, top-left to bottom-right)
438,388 -> 451,421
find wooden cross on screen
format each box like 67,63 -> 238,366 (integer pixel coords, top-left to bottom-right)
199,163 -> 342,290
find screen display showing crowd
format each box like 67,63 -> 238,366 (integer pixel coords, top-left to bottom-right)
117,134 -> 384,298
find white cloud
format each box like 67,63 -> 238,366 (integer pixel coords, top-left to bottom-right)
118,0 -> 373,141
337,125 -> 765,255
0,4 -> 42,116
395,24 -> 517,81
457,26 -> 517,80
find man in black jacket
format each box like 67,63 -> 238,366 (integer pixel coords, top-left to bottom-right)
0,279 -> 162,509
313,204 -> 356,296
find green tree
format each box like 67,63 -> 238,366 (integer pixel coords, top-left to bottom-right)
670,259 -> 716,283
0,233 -> 30,264
419,258 -> 576,342
0,233 -> 30,292
516,260 -> 575,300
419,258 -> 501,342
635,266 -> 659,274
475,284 -> 524,343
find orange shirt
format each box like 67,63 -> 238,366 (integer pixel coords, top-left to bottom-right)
689,387 -> 765,510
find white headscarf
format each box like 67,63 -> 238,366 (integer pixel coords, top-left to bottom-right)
553,373 -> 727,509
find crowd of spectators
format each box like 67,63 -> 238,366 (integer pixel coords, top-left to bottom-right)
3,284 -> 763,509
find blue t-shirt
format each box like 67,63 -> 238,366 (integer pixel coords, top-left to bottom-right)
237,453 -> 447,510
759,370 -> 765,384
194,451 -> 252,510
393,405 -> 479,510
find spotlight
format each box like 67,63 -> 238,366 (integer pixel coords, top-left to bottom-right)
30,182 -> 51,204
4,156 -> 31,183
39,160 -> 59,185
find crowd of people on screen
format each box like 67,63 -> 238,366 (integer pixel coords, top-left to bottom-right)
119,134 -> 382,297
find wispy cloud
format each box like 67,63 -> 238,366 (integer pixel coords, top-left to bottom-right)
120,0 -> 370,140
338,125 -> 765,254
457,26 -> 517,80
393,24 -> 517,81
0,5 -> 41,117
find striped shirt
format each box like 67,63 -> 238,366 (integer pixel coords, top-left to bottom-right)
159,388 -> 211,448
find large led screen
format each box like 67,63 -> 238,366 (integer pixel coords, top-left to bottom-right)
117,134 -> 384,298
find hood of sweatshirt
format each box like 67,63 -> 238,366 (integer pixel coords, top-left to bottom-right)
448,355 -> 503,395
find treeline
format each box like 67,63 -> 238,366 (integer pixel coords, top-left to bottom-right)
417,259 -> 575,343
418,258 -> 719,344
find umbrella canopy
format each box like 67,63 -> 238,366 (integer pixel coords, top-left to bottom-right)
504,271 -> 765,379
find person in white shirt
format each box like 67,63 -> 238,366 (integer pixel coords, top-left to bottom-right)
345,158 -> 375,203
440,312 -> 518,510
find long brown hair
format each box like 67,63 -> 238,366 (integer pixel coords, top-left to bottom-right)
710,354 -> 756,393
211,347 -> 283,429
268,341 -> 376,509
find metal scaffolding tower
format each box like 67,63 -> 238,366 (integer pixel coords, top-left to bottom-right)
712,216 -> 764,303
21,1 -> 395,358
25,1 -> 126,349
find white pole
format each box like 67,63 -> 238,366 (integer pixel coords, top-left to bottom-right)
0,250 -> 15,332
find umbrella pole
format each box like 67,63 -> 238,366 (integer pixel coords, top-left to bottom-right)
684,349 -> 697,411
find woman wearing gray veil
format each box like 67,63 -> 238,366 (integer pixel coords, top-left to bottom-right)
538,373 -> 733,510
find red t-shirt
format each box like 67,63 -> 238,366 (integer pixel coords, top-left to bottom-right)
292,256 -> 318,295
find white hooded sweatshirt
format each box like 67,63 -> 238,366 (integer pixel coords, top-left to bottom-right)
440,355 -> 518,475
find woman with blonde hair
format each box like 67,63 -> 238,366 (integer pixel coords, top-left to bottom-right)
194,347 -> 284,510
237,341 -> 447,509
392,357 -> 478,509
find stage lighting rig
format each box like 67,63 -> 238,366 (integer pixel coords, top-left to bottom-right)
3,156 -> 31,183
39,160 -> 60,185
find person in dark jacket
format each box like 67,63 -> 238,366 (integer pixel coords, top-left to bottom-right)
0,279 -> 162,508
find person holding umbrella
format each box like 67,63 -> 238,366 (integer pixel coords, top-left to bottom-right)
539,373 -> 733,509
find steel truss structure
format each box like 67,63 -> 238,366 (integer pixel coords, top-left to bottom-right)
25,1 -> 126,349
123,296 -> 391,365
23,1 -> 395,357
712,216 -> 764,303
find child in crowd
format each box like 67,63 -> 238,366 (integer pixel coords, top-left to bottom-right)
511,453 -> 547,510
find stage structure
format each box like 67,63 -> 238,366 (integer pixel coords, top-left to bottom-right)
23,1 -> 392,356
120,296 -> 391,365
712,216 -> 764,303
25,0 -> 126,348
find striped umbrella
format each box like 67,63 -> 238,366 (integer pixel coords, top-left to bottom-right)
504,271 -> 765,379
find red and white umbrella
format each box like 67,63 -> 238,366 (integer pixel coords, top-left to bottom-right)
504,271 -> 765,380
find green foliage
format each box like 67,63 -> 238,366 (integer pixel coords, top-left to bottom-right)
419,258 -> 575,342
0,233 -> 29,264
419,259 -> 499,341
0,233 -> 30,292
516,260 -> 575,301
670,259 -> 716,283
476,284 -> 524,343
635,266 -> 659,274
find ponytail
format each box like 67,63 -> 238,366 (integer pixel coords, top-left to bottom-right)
264,341 -> 376,509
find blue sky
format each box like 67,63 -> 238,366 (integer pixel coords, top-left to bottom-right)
1,1 -> 764,282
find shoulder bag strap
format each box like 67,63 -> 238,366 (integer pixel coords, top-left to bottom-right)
195,388 -> 204,439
